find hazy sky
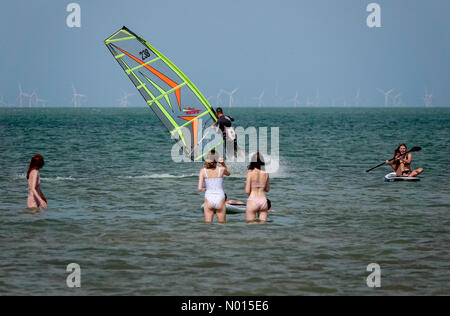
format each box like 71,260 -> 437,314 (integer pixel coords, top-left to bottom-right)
0,0 -> 449,107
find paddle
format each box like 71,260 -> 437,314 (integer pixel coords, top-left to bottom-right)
366,146 -> 422,173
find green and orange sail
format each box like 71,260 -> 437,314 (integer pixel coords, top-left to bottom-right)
104,26 -> 223,160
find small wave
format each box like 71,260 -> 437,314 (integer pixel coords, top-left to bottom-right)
13,174 -> 81,181
120,173 -> 197,179
121,171 -> 291,180
42,176 -> 81,181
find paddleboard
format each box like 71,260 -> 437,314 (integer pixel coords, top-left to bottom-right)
384,172 -> 420,182
201,203 -> 246,214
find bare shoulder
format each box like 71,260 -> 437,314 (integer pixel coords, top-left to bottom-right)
29,169 -> 39,177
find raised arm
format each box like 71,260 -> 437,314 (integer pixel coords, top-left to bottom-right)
219,159 -> 231,176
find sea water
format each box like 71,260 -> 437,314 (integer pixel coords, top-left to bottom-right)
0,107 -> 449,295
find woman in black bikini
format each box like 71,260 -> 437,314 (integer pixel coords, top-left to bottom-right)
386,144 -> 423,177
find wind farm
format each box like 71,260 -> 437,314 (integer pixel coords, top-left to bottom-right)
253,90 -> 265,108
0,84 -> 442,108
219,88 -> 239,108
71,84 -> 86,107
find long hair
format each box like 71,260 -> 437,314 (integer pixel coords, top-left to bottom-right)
205,161 -> 217,169
27,154 -> 44,179
393,144 -> 407,168
205,150 -> 219,169
248,152 -> 265,171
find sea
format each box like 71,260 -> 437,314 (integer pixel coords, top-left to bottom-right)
0,107 -> 449,295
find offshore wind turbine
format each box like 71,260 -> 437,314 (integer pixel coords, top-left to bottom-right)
0,95 -> 6,107
424,89 -> 433,108
354,89 -> 361,107
30,89 -> 48,107
215,89 -> 224,107
314,89 -> 320,107
35,96 -> 48,107
288,91 -> 300,107
252,90 -> 265,108
392,92 -> 402,107
18,83 -> 34,107
28,90 -> 37,108
222,88 -> 238,107
72,84 -> 86,107
118,91 -> 133,107
17,83 -> 25,107
377,88 -> 395,107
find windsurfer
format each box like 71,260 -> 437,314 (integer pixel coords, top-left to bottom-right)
214,107 -> 239,159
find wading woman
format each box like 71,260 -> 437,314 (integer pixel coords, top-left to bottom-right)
198,152 -> 230,223
245,152 -> 270,223
27,154 -> 47,211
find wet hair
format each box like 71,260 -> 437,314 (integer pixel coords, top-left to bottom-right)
248,152 -> 265,171
27,154 -> 44,179
216,107 -> 223,114
205,161 -> 217,169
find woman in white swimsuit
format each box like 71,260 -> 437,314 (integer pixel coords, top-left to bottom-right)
198,152 -> 230,223
27,154 -> 47,212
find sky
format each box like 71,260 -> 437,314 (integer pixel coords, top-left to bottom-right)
0,0 -> 449,107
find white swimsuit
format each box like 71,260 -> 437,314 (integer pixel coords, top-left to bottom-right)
204,168 -> 225,209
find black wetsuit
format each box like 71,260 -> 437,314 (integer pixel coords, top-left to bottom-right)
216,115 -> 238,158
216,115 -> 233,132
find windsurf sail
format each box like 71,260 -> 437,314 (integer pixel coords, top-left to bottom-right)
104,26 -> 223,160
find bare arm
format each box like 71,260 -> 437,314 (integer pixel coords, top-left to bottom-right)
219,159 -> 231,176
386,160 -> 396,171
264,175 -> 270,192
38,189 -> 47,202
198,170 -> 206,192
245,172 -> 252,196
